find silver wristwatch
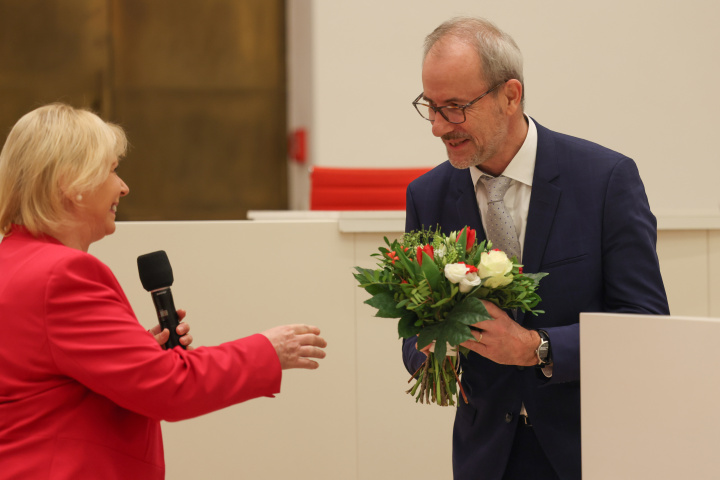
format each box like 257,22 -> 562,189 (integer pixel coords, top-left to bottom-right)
535,329 -> 551,368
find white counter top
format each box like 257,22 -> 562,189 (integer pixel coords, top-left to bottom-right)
247,210 -> 720,233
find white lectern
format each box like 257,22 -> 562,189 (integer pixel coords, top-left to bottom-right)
581,312 -> 720,479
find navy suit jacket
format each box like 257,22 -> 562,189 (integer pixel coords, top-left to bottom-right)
403,121 -> 669,480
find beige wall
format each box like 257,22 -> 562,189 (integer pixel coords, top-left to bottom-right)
582,312 -> 720,479
86,219 -> 717,479
91,220 -> 454,480
288,1 -> 720,220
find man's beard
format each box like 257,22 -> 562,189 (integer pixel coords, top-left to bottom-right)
443,120 -> 506,170
443,133 -> 492,170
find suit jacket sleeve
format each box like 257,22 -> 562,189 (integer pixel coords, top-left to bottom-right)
44,254 -> 282,422
535,155 -> 669,385
402,183 -> 432,375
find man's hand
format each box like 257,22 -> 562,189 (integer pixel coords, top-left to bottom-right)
460,300 -> 539,366
150,309 -> 194,350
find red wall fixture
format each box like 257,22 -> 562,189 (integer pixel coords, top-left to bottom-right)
309,166 -> 432,210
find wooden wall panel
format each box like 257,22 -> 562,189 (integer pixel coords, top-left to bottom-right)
114,90 -> 286,220
0,0 -> 287,221
0,0 -> 109,134
110,0 -> 287,220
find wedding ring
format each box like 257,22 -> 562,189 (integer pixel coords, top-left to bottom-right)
477,333 -> 483,342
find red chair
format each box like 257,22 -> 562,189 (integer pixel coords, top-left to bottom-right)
309,166 -> 432,210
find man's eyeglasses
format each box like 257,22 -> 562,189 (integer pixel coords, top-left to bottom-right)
412,82 -> 505,124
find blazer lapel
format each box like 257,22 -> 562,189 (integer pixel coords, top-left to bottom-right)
518,121 -> 561,324
452,168 -> 484,236
444,138 -> 560,325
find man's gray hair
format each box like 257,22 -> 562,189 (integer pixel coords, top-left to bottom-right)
424,17 -> 524,104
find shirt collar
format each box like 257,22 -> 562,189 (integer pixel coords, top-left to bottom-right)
470,115 -> 538,186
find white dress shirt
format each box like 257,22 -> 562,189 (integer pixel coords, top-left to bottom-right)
470,116 -> 537,258
469,117 -> 552,398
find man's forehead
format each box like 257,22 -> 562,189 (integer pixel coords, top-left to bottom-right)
422,56 -> 485,103
423,41 -> 483,84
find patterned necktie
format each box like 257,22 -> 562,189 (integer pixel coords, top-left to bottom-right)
479,175 -> 521,261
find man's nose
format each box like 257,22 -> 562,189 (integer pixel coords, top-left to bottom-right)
431,113 -> 454,138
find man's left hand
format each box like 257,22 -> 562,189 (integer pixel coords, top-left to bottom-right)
460,300 -> 538,366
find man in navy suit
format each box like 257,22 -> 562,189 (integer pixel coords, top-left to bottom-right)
403,17 -> 669,480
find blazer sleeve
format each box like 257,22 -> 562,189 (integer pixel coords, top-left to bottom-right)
401,183 -> 432,375
600,158 -> 668,315
544,157 -> 669,385
44,254 -> 282,422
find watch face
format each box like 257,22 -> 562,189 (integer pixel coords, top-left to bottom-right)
536,331 -> 550,366
539,343 -> 549,361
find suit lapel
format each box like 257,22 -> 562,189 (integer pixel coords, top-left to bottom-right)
444,131 -> 560,325
518,121 -> 561,324
452,168 -> 484,236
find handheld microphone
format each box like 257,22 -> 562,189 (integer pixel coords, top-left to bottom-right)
137,250 -> 185,350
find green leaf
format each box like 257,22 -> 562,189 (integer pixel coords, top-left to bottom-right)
397,312 -> 421,338
362,283 -> 391,296
433,340 -> 447,360
456,228 -> 468,262
395,246 -> 420,281
430,295 -> 454,308
417,324 -> 442,350
439,318 -> 474,346
352,267 -> 375,281
446,296 -> 491,325
416,314 -> 475,355
365,292 -> 405,318
421,252 -> 441,291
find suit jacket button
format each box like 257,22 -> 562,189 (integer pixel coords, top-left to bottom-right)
517,366 -> 525,371
505,413 -> 513,423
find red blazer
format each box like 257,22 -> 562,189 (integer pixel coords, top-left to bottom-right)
0,226 -> 282,479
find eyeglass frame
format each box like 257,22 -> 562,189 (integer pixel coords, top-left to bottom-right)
412,81 -> 506,124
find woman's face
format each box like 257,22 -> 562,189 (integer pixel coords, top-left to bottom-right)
80,158 -> 129,244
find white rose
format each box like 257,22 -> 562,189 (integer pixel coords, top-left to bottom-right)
478,250 -> 513,289
459,272 -> 481,293
444,263 -> 468,284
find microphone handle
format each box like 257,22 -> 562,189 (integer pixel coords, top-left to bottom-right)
150,287 -> 185,350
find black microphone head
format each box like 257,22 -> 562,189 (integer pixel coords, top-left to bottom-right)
137,250 -> 174,291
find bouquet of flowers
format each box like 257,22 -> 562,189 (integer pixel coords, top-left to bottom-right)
353,226 -> 547,406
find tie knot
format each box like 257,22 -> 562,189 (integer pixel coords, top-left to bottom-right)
480,175 -> 512,202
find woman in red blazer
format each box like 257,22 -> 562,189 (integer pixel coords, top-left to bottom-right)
0,104 -> 327,479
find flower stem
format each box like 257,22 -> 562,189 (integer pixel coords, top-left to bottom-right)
406,351 -> 466,406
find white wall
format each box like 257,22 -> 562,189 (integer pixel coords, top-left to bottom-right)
582,312 -> 720,479
90,220 -> 456,480
288,1 -> 720,218
80,218 -> 720,479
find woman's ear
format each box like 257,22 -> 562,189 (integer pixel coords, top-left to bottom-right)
59,186 -> 82,207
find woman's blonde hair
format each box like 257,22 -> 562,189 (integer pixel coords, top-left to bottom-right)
0,103 -> 127,236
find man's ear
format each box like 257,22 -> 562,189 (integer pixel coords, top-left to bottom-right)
501,79 -> 523,116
